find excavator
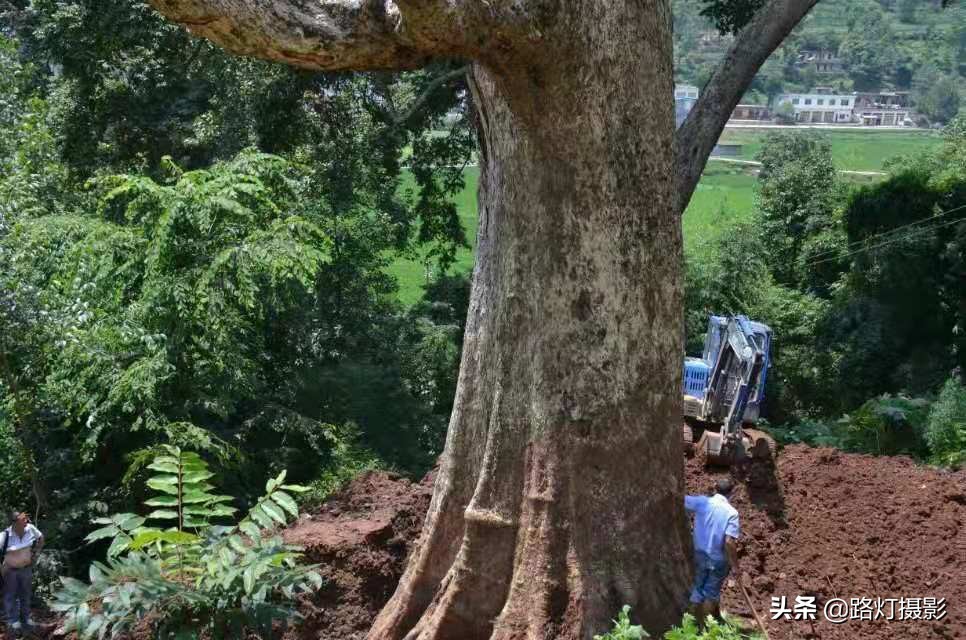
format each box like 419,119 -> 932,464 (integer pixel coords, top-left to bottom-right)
682,314 -> 776,465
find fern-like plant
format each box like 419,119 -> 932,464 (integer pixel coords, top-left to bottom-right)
53,446 -> 323,639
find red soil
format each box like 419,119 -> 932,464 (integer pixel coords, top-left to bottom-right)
286,445 -> 964,640
688,446 -> 965,640
281,470 -> 434,640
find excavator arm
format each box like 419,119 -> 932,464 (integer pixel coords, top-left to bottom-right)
698,316 -> 771,464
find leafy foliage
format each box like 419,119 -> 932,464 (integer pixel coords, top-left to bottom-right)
756,132 -> 846,293
663,614 -> 753,640
53,446 -> 322,639
925,378 -> 966,467
836,395 -> 932,457
594,605 -> 647,640
698,0 -> 766,35
0,145 -> 451,557
594,610 -> 758,640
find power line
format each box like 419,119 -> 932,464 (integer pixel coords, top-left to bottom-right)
804,202 -> 966,263
807,215 -> 966,268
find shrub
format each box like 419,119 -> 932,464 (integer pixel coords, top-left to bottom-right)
766,419 -> 843,448
836,394 -> 931,457
52,446 -> 322,639
925,378 -> 966,467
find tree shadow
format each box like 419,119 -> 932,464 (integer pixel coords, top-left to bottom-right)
734,457 -> 788,528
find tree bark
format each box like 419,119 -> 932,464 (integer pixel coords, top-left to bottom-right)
366,5 -> 691,638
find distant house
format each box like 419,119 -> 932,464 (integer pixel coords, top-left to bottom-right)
731,104 -> 771,121
795,49 -> 842,74
674,84 -> 699,128
854,91 -> 910,109
674,84 -> 699,100
853,91 -> 911,126
774,92 -> 855,124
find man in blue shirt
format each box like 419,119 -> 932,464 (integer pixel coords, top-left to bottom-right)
684,479 -> 741,625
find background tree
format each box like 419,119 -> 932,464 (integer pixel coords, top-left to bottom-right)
917,76 -> 962,125
838,3 -> 898,90
756,132 -> 846,293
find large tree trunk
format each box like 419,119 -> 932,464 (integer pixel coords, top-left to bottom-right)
143,0 -> 823,633
368,3 -> 692,638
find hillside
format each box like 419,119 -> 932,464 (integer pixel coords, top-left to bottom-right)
673,0 -> 964,119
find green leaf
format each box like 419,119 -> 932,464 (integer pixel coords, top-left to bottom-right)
266,469 -> 287,493
130,530 -> 199,549
183,470 -> 215,483
106,535 -> 131,558
271,491 -> 299,517
239,520 -> 261,540
147,509 -> 179,520
261,500 -> 288,525
281,484 -> 311,493
89,563 -> 105,585
249,505 -> 274,529
117,514 -> 146,530
243,563 -> 256,594
228,535 -> 248,554
146,478 -> 179,495
146,461 -> 181,474
84,526 -> 119,543
145,495 -> 179,507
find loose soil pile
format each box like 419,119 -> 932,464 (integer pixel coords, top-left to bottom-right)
686,446 -> 965,640
281,470 -> 434,640
287,445 -> 963,640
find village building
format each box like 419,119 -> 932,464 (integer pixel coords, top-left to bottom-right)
795,48 -> 842,74
774,91 -> 855,124
731,104 -> 771,121
674,84 -> 699,128
852,91 -> 911,126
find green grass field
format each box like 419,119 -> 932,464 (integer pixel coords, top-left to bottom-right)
390,128 -> 942,305
718,128 -> 941,171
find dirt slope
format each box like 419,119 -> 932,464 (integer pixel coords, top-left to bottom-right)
687,446 -> 965,640
281,470 -> 434,640
286,445 -> 964,640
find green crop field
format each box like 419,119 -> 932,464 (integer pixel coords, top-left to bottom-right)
718,127 -> 941,172
390,128 -> 943,305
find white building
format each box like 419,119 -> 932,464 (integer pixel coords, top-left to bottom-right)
674,84 -> 699,128
774,92 -> 855,124
674,84 -> 699,100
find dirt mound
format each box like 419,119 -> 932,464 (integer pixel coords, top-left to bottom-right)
281,470 -> 433,640
288,446 -> 963,640
687,445 -> 965,640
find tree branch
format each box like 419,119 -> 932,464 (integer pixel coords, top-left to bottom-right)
393,65 -> 469,126
674,0 -> 821,215
147,0 -> 470,71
